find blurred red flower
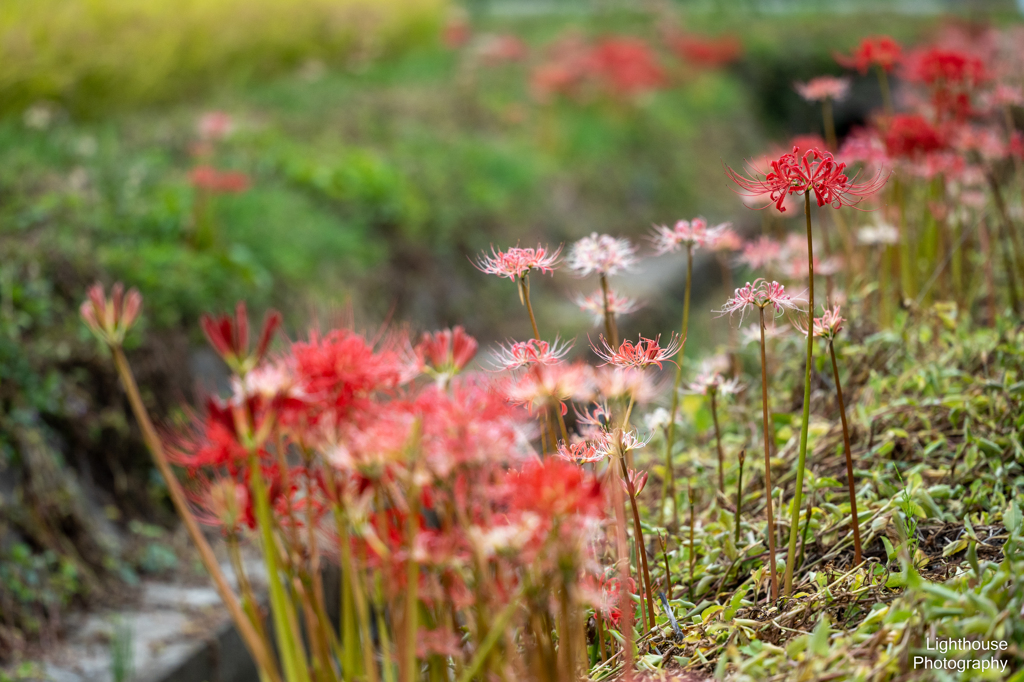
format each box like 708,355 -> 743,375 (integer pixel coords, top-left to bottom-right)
836,35 -> 902,73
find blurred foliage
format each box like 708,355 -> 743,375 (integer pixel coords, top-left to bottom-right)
0,0 -> 446,116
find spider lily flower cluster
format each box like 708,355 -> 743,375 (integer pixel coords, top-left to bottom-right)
81,22 -> 1024,681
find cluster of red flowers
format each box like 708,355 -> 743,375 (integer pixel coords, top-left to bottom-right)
168,302 -> 610,648
664,31 -> 742,69
531,35 -> 667,102
189,165 -> 250,194
188,112 -> 250,195
836,35 -> 902,73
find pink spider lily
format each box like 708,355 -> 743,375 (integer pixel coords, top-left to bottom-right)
591,334 -> 681,370
717,279 -> 802,321
574,401 -> 614,430
566,233 -> 638,277
556,439 -> 606,464
797,304 -> 846,341
201,302 -> 283,375
649,218 -> 729,255
739,236 -> 784,270
474,244 -> 562,281
492,337 -> 573,370
592,366 -> 661,403
503,361 -> 595,415
599,429 -> 652,457
620,468 -> 649,495
686,371 -> 742,397
726,146 -> 888,213
795,76 -> 851,102
710,226 -> 742,252
574,289 -> 641,325
415,326 -> 479,377
80,282 -> 143,345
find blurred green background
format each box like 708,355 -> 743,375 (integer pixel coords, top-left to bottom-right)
1,0 -> 1020,656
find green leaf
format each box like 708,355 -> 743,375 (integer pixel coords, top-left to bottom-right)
1005,501 -> 1022,534
810,615 -> 831,657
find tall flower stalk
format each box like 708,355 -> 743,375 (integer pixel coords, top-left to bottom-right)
804,306 -> 863,564
688,369 -> 740,493
81,286 -> 283,682
718,279 -> 801,602
649,218 -> 728,525
727,145 -> 886,595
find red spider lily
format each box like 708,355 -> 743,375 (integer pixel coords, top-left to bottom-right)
492,337 -> 573,370
201,302 -> 282,375
442,16 -> 470,49
508,458 -> 604,520
167,398 -> 251,472
903,46 -> 988,88
415,327 -> 478,377
726,146 -> 888,212
666,32 -> 742,68
556,439 -> 605,465
649,217 -> 730,255
589,38 -> 667,97
795,76 -> 851,102
567,233 -> 638,277
591,334 -> 680,370
883,114 -> 946,158
798,304 -> 845,341
574,289 -> 641,326
835,35 -> 902,73
80,282 -> 142,345
582,573 -> 636,626
290,329 -> 403,417
189,165 -> 250,193
474,245 -> 562,281
530,34 -> 666,103
413,378 -> 525,476
718,279 -> 802,321
904,47 -> 989,120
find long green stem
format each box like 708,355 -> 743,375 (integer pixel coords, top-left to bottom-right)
783,192 -> 816,596
822,98 -> 837,151
829,341 -> 862,565
734,450 -> 745,546
109,348 -> 282,682
619,455 -> 655,631
710,391 -> 725,493
599,273 -> 618,348
661,245 -> 693,527
757,309 -> 778,602
249,455 -> 312,682
876,65 -> 893,115
520,274 -> 542,341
